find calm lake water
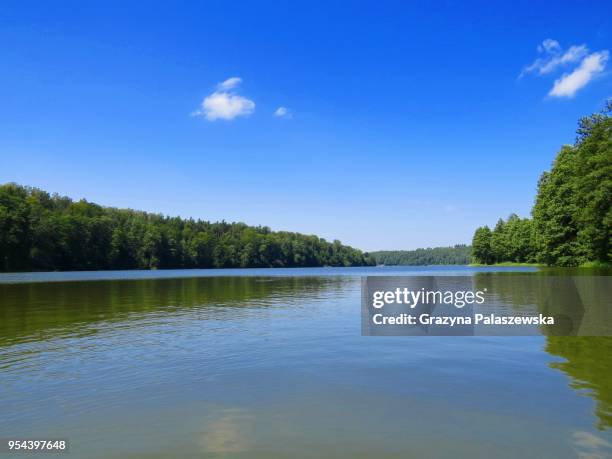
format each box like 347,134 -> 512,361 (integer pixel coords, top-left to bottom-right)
1,266 -> 611,458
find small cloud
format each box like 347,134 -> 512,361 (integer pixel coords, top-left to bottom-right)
193,77 -> 255,121
549,50 -> 609,98
538,38 -> 561,54
218,77 -> 242,90
273,106 -> 292,119
520,39 -> 588,77
199,92 -> 255,121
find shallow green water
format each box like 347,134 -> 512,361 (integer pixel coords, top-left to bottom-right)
0,266 -> 611,458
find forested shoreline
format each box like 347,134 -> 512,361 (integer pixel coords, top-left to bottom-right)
471,103 -> 611,267
2,106 -> 608,272
370,245 -> 471,265
0,184 -> 374,272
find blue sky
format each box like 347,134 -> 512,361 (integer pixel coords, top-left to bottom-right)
1,1 -> 611,251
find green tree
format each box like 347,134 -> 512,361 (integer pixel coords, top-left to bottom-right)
370,245 -> 472,265
573,104 -> 612,263
473,102 -> 611,267
490,218 -> 509,263
0,183 -> 375,272
471,226 -> 493,264
504,214 -> 536,263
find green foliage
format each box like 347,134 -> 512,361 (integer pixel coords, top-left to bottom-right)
0,184 -> 374,272
533,103 -> 611,266
471,226 -> 493,264
370,245 -> 471,265
471,215 -> 537,264
472,103 -> 611,266
490,218 -> 509,262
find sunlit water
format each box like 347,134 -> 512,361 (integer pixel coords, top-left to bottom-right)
1,266 -> 610,458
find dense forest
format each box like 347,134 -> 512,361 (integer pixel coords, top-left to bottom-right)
472,103 -> 611,267
370,245 -> 471,265
0,184 -> 374,272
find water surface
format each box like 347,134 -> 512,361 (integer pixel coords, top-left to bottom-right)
1,266 -> 610,458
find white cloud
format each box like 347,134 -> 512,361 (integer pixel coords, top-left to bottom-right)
218,77 -> 242,90
520,39 -> 588,77
199,92 -> 255,121
538,38 -> 561,54
549,51 -> 609,98
193,77 -> 255,121
273,106 -> 292,119
520,39 -> 609,97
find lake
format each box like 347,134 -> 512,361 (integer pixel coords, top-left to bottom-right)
1,266 -> 611,458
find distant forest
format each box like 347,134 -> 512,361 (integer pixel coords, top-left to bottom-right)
0,184 -> 374,272
472,103 -> 611,267
370,245 -> 471,265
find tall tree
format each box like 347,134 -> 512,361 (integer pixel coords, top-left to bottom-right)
471,226 -> 493,264
473,102 -> 611,266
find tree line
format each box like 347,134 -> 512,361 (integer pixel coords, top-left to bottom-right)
472,103 -> 611,266
0,184 -> 374,272
370,245 -> 471,265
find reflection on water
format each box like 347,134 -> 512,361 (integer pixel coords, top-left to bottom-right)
200,408 -> 255,454
547,337 -> 612,430
474,273 -> 612,431
0,268 -> 611,458
473,274 -> 611,336
573,430 -> 612,458
0,276 -> 345,347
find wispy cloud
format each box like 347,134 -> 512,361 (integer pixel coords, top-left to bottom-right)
549,51 -> 609,98
218,77 -> 242,90
193,77 -> 255,121
273,106 -> 292,119
520,39 -> 609,98
539,38 -> 561,54
520,39 -> 588,77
